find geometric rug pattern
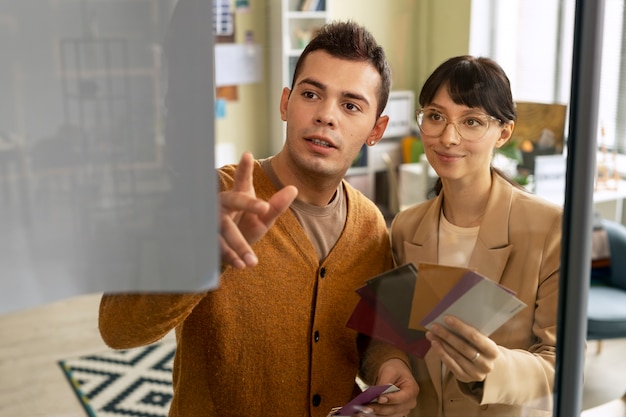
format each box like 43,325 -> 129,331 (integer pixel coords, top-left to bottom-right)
58,341 -> 176,417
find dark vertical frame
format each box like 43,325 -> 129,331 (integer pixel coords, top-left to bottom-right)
554,0 -> 605,416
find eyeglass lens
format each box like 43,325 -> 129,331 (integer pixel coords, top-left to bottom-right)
417,110 -> 492,141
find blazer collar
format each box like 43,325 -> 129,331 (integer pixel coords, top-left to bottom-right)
407,172 -> 515,283
470,173 -> 515,282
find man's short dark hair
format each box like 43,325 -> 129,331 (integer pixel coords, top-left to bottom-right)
291,20 -> 391,118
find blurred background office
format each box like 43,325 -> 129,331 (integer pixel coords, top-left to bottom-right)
1,0 -> 626,416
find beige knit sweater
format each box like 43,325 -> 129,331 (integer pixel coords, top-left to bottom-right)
99,161 -> 395,417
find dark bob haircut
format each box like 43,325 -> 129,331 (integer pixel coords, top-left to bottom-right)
419,55 -> 517,124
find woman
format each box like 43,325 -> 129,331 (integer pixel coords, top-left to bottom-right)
390,56 -> 562,416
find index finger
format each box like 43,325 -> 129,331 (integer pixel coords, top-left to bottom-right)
232,152 -> 255,194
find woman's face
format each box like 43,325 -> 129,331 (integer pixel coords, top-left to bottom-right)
419,87 -> 514,186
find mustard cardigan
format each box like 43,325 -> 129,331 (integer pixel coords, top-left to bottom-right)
99,161 -> 395,417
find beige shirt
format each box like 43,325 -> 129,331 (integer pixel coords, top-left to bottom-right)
261,157 -> 347,261
438,212 -> 479,267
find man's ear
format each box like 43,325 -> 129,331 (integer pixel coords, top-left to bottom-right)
367,115 -> 389,146
279,87 -> 290,122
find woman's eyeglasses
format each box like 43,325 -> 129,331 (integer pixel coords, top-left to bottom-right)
416,109 -> 501,142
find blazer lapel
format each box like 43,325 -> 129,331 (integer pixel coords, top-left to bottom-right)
403,194 -> 443,266
424,343 -> 444,401
403,196 -> 445,400
469,173 -> 515,283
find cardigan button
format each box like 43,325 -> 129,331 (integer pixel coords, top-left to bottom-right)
314,330 -> 320,342
320,267 -> 326,278
312,393 -> 321,407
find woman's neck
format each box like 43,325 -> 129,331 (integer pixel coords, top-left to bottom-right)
441,174 -> 492,227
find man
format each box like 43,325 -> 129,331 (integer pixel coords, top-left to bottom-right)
99,21 -> 417,417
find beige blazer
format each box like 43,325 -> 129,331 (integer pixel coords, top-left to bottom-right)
390,173 -> 562,417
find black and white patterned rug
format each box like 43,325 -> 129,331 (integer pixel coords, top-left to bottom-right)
58,341 -> 176,417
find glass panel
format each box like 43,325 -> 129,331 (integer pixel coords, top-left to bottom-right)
0,0 -> 218,314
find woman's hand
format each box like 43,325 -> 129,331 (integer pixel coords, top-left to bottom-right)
425,315 -> 499,383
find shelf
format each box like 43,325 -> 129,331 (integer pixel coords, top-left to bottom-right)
286,11 -> 327,19
288,0 -> 326,12
268,0 -> 330,153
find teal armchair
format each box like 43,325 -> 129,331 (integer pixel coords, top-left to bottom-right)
587,218 -> 626,352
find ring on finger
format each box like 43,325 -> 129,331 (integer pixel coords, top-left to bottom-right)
471,351 -> 480,362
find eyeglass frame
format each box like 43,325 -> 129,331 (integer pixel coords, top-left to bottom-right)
415,108 -> 503,142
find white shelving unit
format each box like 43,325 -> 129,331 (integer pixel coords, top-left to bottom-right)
268,0 -> 330,153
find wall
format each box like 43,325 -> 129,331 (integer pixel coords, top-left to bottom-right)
330,0 -> 471,97
412,0 -> 472,91
217,0 -> 472,161
214,2 -> 270,162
